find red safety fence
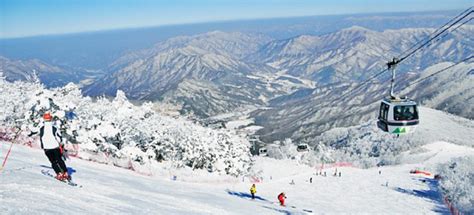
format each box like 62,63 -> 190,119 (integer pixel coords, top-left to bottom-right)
444,196 -> 460,215
317,162 -> 353,170
0,127 -> 17,141
410,169 -> 433,177
0,126 -> 154,176
250,176 -> 261,183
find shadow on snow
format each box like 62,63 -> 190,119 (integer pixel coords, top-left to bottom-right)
226,189 -> 301,214
40,164 -> 77,176
393,178 -> 450,215
261,206 -> 292,215
225,189 -> 269,202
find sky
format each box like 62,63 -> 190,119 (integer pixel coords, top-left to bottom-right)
0,0 -> 472,38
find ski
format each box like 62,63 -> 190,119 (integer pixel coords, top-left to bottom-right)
41,169 -> 82,188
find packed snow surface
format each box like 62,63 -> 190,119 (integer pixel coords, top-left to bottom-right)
1,140 -> 472,214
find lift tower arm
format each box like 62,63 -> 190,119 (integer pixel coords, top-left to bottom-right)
387,58 -> 400,99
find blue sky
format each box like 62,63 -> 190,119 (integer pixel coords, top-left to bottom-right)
0,0 -> 472,38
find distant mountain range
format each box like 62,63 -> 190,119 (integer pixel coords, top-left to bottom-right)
0,56 -> 94,87
254,60 -> 473,143
84,25 -> 473,120
0,56 -> 110,88
1,11 -> 472,143
251,25 -> 473,142
83,32 -> 288,117
253,25 -> 472,82
0,11 -> 459,70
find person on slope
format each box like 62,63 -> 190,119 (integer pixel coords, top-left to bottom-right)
278,192 -> 287,206
29,112 -> 70,181
250,184 -> 257,199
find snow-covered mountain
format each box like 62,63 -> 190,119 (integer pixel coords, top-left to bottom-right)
0,56 -> 102,88
254,61 -> 473,143
83,31 -> 313,117
3,24 -> 472,143
85,45 -> 256,98
251,25 -> 473,84
1,11 -> 473,214
84,25 -> 472,123
0,56 -> 89,87
254,28 -> 473,140
403,62 -> 474,118
0,11 -> 456,72
1,59 -> 473,214
108,31 -> 271,69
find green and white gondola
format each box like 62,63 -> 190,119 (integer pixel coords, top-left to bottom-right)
377,97 -> 419,134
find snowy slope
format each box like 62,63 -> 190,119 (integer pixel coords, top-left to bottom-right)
0,143 -> 305,214
2,77 -> 472,214
1,139 -> 472,214
251,142 -> 473,214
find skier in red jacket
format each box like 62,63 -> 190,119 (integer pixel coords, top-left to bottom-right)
278,192 -> 286,206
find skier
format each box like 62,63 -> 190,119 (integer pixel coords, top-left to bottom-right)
250,184 -> 257,199
310,177 -> 312,183
278,192 -> 287,206
29,112 -> 70,181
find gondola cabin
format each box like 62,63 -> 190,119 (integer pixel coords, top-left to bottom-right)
297,144 -> 310,152
377,98 -> 419,134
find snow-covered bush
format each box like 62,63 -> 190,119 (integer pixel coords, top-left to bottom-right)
265,139 -> 321,167
266,138 -> 297,159
259,120 -> 421,168
290,123 -> 416,168
0,78 -> 251,176
265,126 -> 407,167
293,105 -> 474,168
0,77 -> 39,127
437,156 -> 474,214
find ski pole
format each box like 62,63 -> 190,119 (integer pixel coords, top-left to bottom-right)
0,127 -> 21,172
1,142 -> 15,170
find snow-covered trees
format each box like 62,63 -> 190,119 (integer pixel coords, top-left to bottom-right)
0,78 -> 251,176
437,156 -> 474,214
302,107 -> 474,168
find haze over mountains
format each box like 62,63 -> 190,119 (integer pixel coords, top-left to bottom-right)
1,10 -> 472,143
0,11 -> 460,70
0,57 -> 100,87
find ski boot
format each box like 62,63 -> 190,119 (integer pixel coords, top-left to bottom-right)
56,172 -> 70,181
